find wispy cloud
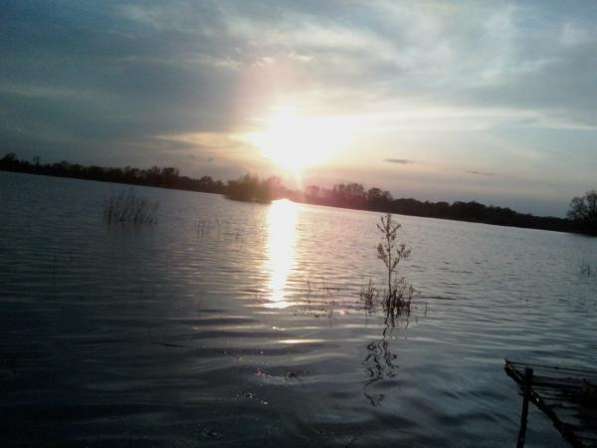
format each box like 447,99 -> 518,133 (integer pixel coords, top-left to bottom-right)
384,158 -> 415,165
466,170 -> 495,177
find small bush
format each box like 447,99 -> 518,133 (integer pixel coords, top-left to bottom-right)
357,214 -> 415,323
103,190 -> 159,224
376,214 -> 414,318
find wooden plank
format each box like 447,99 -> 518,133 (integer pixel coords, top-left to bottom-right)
517,367 -> 533,448
505,359 -> 596,448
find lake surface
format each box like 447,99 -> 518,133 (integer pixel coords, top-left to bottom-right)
1,171 -> 596,447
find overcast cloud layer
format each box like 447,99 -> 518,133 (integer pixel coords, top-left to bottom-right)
2,0 -> 597,216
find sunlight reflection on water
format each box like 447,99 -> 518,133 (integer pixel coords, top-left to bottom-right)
265,199 -> 298,308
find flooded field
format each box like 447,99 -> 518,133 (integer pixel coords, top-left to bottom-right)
1,172 -> 596,447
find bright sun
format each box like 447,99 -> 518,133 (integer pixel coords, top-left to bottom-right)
246,106 -> 351,173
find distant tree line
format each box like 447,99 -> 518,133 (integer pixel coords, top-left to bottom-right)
0,152 -> 226,194
302,183 -> 583,234
2,152 -> 595,235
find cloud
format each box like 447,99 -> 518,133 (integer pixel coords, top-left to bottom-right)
384,158 -> 415,165
4,1 -> 597,146
466,170 -> 495,177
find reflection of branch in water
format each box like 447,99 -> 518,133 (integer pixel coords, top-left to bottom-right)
362,310 -> 410,406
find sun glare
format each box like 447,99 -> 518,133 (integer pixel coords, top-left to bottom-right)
247,106 -> 351,173
265,199 -> 298,308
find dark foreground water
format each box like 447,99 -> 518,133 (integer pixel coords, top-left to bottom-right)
1,172 -> 596,447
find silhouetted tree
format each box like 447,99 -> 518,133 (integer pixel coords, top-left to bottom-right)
226,174 -> 285,203
568,190 -> 597,234
305,185 -> 320,199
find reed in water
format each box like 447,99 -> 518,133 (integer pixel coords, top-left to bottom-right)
103,190 -> 159,225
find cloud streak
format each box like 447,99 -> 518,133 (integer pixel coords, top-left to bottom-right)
384,158 -> 415,165
466,170 -> 495,177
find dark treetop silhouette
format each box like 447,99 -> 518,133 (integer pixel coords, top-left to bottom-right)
567,190 -> 597,235
1,152 -> 594,235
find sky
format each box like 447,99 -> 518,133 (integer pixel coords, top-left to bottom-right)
2,0 -> 597,216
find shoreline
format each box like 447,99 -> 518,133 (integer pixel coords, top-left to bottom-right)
3,168 -> 593,236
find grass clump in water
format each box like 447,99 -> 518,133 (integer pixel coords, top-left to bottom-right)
360,278 -> 378,312
580,262 -> 593,277
103,190 -> 159,224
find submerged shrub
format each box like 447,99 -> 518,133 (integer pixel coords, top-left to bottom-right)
103,190 -> 159,224
358,214 -> 415,321
580,262 -> 593,277
376,213 -> 414,318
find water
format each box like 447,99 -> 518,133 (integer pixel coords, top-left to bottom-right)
1,171 -> 596,447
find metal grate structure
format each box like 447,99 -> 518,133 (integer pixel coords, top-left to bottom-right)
505,359 -> 597,448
